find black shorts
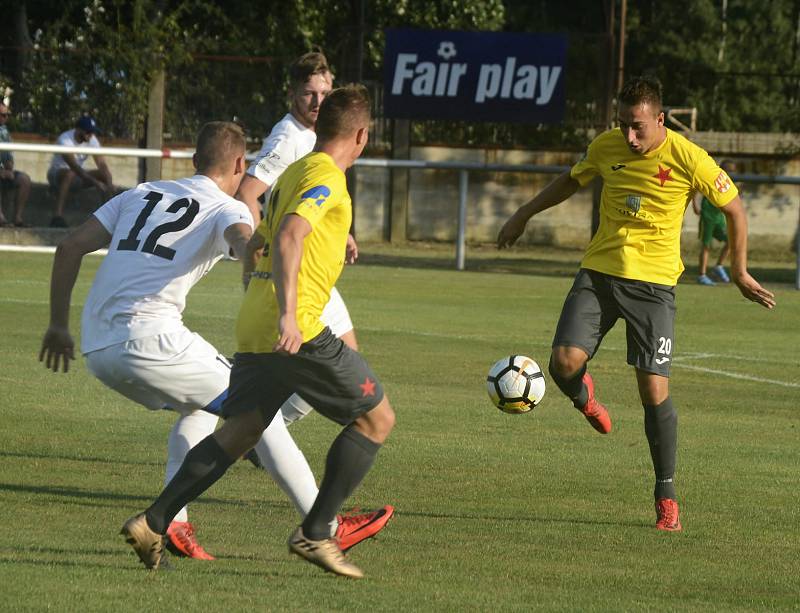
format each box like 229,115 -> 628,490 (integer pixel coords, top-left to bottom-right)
552,269 -> 676,376
222,327 -> 385,425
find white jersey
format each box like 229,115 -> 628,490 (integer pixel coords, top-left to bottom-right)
49,129 -> 101,171
80,174 -> 252,354
246,113 -> 316,188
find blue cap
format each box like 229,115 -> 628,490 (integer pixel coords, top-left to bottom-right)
76,116 -> 100,134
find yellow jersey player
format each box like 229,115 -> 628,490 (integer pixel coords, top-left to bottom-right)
236,52 -> 392,547
122,85 -> 395,579
498,75 -> 774,532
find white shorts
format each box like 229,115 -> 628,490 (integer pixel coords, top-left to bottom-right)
84,328 -> 230,416
321,287 -> 353,338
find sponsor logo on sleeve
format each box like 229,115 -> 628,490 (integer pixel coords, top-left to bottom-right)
299,185 -> 331,207
714,171 -> 732,194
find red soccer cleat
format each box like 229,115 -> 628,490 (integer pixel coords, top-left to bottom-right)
655,498 -> 682,531
166,521 -> 216,560
577,373 -> 612,434
336,505 -> 395,552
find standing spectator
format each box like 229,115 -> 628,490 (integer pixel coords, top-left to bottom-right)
47,116 -> 114,227
0,102 -> 32,227
692,160 -> 735,286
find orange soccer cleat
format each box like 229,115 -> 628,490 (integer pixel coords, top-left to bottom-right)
166,521 -> 216,560
655,498 -> 682,531
577,373 -> 612,434
335,505 -> 395,552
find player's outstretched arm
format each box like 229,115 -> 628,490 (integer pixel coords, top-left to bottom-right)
271,214 -> 311,355
223,221 -> 254,262
497,171 -> 580,249
722,197 -> 776,309
40,216 -> 112,372
235,174 -> 268,226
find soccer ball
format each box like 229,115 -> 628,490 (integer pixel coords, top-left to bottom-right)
486,355 -> 546,414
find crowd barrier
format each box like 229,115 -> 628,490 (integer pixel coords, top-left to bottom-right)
1,142 -> 798,288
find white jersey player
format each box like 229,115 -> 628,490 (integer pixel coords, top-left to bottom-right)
40,122 -> 386,560
235,51 -> 359,420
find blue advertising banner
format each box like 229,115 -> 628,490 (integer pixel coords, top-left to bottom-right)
383,29 -> 567,123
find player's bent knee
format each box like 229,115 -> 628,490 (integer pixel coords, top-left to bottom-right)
636,370 -> 669,405
550,346 -> 587,378
214,410 -> 267,457
354,398 -> 395,443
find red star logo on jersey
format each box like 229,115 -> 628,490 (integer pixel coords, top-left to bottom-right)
653,165 -> 674,187
359,377 -> 376,397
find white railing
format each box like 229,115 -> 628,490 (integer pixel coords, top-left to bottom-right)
2,142 -> 799,288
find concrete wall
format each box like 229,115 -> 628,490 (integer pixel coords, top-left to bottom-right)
3,132 -> 799,251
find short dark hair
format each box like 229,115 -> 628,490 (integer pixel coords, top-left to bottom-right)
195,121 -> 245,172
289,52 -> 332,87
618,76 -> 663,111
315,84 -> 371,143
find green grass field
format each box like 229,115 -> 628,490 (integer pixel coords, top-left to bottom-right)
1,244 -> 798,611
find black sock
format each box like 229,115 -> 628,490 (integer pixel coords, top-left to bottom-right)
548,357 -> 588,409
145,435 -> 235,534
643,397 -> 678,501
301,425 -> 382,540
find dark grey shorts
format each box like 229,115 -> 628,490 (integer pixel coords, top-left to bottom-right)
552,269 -> 676,376
221,327 -> 385,425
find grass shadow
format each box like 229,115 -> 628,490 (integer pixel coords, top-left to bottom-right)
0,482 -> 293,511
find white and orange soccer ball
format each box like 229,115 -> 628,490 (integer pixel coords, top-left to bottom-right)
486,355 -> 546,414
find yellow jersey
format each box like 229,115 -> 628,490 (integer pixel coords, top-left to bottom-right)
571,127 -> 738,285
236,152 -> 351,351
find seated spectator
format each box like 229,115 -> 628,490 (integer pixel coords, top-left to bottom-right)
0,102 -> 32,227
47,116 -> 113,227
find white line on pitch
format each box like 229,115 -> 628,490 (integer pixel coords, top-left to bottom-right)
672,363 -> 800,388
678,351 -> 788,365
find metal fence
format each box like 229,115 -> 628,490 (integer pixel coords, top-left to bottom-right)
2,141 -> 799,289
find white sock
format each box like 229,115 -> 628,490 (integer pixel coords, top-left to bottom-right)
280,393 -> 315,425
255,410 -> 338,537
165,410 -> 219,523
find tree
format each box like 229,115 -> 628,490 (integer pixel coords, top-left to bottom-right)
625,0 -> 800,132
7,0 -> 800,144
